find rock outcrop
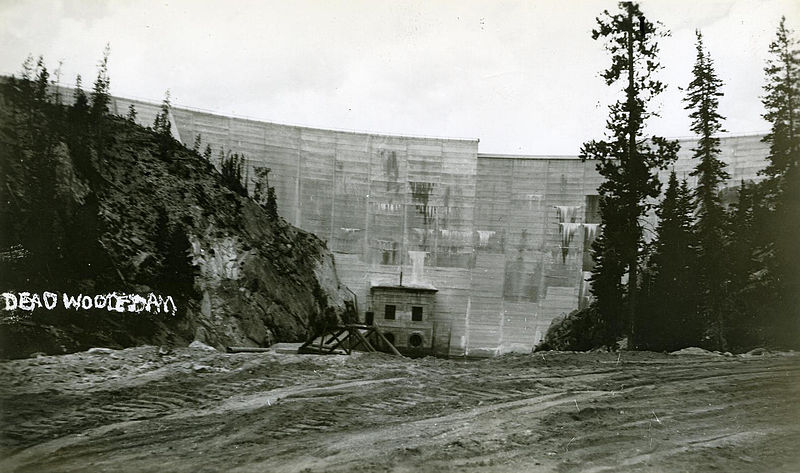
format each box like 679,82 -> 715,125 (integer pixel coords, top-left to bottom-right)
0,88 -> 355,358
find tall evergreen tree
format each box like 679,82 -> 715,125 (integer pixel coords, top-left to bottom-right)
639,172 -> 699,350
725,181 -> 767,349
33,57 -> 49,105
580,2 -> 679,347
32,58 -> 56,155
16,54 -> 35,111
762,17 -> 800,181
266,187 -> 279,221
73,74 -> 89,114
683,30 -> 730,351
52,60 -> 63,106
20,54 -> 34,82
193,133 -> 202,153
759,17 -> 800,346
90,43 -> 111,118
153,89 -> 172,136
126,103 -> 137,122
587,216 -> 626,346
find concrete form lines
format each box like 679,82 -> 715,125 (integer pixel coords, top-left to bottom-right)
294,127 -> 302,227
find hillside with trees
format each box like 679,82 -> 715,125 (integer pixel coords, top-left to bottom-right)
0,53 -> 355,358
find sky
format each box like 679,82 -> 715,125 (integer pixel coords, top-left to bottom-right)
1,0 -> 798,155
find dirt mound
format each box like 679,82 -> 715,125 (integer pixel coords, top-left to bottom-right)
0,84 -> 354,358
669,347 -> 720,356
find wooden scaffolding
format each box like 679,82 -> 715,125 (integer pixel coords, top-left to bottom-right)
298,324 -> 403,356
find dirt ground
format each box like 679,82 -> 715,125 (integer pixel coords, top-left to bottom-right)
0,346 -> 798,473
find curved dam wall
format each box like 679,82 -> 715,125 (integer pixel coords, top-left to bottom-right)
107,95 -> 769,356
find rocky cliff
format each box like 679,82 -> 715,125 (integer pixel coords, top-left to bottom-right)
0,82 -> 355,358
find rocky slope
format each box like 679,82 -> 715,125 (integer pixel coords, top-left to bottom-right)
0,85 -> 355,358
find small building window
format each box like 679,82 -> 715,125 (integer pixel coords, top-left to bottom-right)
412,306 -> 423,321
384,304 -> 396,320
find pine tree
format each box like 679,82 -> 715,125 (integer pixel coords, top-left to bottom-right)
67,73 -> 92,180
579,2 -> 679,347
585,223 -> 626,346
639,172 -> 699,350
758,17 -> 800,347
2,55 -> 67,280
193,133 -> 202,153
73,74 -> 89,114
5,55 -> 36,148
762,17 -> 800,181
20,54 -> 34,82
32,58 -> 54,154
33,56 -> 49,105
52,60 -> 63,106
126,104 -> 137,122
153,207 -> 196,313
220,151 -> 247,196
17,54 -> 35,108
252,167 -> 278,220
266,187 -> 279,221
725,181 -> 767,349
153,89 -> 172,136
90,43 -> 111,118
683,30 -> 730,351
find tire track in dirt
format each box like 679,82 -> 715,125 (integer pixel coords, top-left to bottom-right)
527,356 -> 800,473
1,349 -> 798,473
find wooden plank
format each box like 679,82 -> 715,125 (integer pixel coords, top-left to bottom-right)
324,329 -> 350,353
225,346 -> 272,353
351,327 -> 376,352
372,325 -> 403,357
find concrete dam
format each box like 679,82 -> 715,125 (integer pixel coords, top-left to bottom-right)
109,95 -> 769,357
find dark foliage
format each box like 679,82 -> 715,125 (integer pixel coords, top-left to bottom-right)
153,89 -> 172,136
753,17 -> 800,347
266,187 -> 278,221
252,166 -> 279,220
0,62 -> 113,289
90,44 -> 111,119
0,53 -> 349,359
192,133 -> 202,153
0,55 -> 196,353
579,2 -> 679,347
683,30 -> 730,351
638,173 -> 700,351
126,103 -> 137,122
153,207 -> 197,317
536,306 -> 608,352
72,74 -> 89,116
724,181 -> 769,350
220,150 -> 248,197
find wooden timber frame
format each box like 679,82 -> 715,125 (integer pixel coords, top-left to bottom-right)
298,324 -> 403,356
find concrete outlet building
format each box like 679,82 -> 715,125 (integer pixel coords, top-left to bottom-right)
108,94 -> 769,357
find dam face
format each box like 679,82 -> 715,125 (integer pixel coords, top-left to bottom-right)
109,96 -> 769,357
